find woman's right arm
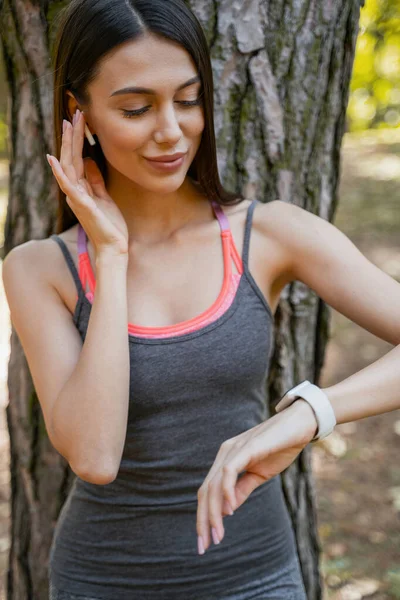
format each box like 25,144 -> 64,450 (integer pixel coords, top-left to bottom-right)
2,240 -> 129,485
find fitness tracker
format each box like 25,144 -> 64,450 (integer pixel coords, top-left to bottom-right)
275,380 -> 337,442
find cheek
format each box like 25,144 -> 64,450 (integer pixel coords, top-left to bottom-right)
98,118 -> 150,153
183,110 -> 205,141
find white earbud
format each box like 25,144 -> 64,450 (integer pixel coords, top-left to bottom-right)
81,110 -> 97,146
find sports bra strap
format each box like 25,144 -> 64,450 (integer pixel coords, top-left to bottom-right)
78,224 -> 87,255
210,199 -> 230,232
50,234 -> 86,299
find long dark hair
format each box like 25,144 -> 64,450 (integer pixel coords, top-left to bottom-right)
51,0 -> 244,234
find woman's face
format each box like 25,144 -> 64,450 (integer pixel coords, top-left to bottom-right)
74,33 -> 205,194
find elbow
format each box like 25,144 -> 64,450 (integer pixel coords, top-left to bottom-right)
71,457 -> 118,485
49,417 -> 119,485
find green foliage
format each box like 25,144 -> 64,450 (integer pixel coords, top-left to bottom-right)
385,568 -> 400,598
348,0 -> 400,131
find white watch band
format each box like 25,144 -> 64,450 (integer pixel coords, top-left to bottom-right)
274,380 -> 336,442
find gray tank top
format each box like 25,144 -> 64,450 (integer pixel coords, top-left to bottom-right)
48,198 -> 298,600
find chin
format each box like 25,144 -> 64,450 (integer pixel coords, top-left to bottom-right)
139,174 -> 188,193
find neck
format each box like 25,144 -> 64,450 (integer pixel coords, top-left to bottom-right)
105,169 -> 209,245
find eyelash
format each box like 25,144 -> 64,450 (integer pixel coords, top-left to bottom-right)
122,99 -> 202,119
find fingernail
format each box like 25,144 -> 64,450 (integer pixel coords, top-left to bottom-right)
197,535 -> 205,555
211,527 -> 220,545
63,119 -> 68,133
46,154 -> 52,166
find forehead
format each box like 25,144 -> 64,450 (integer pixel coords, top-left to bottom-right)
93,34 -> 198,93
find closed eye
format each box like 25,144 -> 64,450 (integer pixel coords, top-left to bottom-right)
122,98 -> 202,119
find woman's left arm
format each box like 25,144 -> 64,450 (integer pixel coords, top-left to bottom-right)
196,200 -> 400,555
277,199 -> 400,423
323,342 -> 400,423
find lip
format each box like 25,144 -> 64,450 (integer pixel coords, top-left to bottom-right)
144,152 -> 187,173
144,152 -> 187,162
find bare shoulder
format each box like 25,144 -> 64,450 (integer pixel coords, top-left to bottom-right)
2,224 -> 80,315
252,199 -> 319,282
219,197 -> 253,219
252,198 -> 365,291
251,199 -> 301,286
253,198 -> 306,236
239,198 -> 337,313
2,237 -> 52,289
3,224 -> 79,268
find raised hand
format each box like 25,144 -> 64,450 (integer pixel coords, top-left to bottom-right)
47,109 -> 129,257
196,399 -> 318,555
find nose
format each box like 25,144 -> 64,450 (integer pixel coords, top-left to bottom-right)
153,103 -> 182,146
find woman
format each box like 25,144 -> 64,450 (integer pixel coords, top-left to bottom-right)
3,0 -> 400,599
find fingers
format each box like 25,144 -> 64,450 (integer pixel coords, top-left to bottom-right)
72,110 -> 85,183
60,109 -> 85,185
46,154 -> 75,199
83,157 -> 107,199
47,109 -> 95,211
208,476 -> 225,546
196,440 -> 237,554
196,486 -> 211,553
46,153 -> 91,215
60,119 -> 77,184
196,435 -> 264,555
53,110 -> 107,204
233,471 -> 266,505
207,445 -> 242,546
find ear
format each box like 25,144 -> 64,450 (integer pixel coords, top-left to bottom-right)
65,91 -> 96,136
65,91 -> 79,123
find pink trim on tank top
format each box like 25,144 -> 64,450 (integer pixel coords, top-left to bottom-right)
75,199 -> 244,338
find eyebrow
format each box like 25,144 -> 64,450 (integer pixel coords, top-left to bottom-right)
109,75 -> 201,97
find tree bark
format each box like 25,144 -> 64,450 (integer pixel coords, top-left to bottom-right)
0,0 -> 362,597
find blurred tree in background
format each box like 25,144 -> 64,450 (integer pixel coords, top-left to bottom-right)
0,44 -> 8,157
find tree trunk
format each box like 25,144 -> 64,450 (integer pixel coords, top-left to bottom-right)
0,0 -> 362,598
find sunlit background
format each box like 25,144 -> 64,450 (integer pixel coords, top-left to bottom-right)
0,0 -> 400,598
